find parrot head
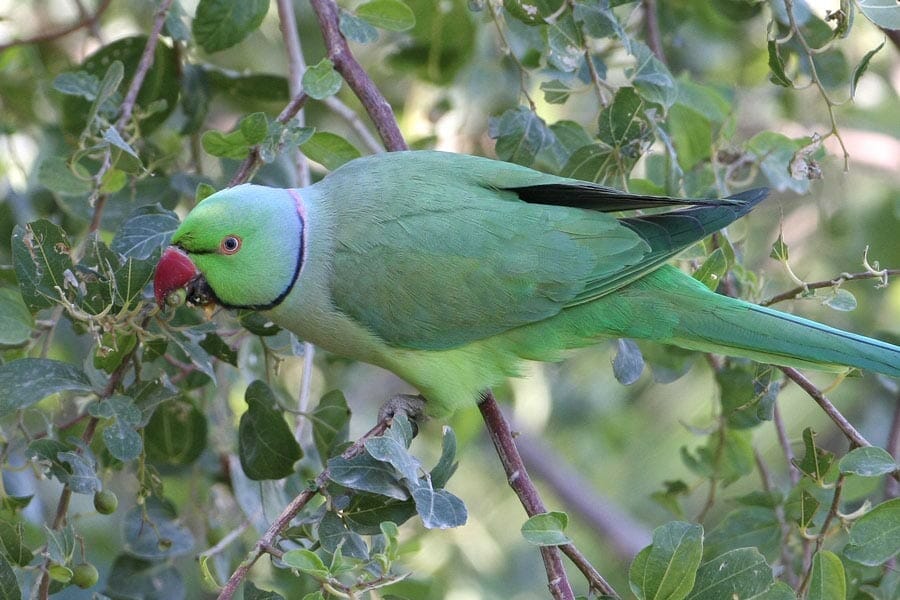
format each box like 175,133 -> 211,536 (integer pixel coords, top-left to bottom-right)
154,184 -> 304,310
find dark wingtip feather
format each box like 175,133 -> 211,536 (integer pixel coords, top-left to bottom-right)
727,187 -> 770,214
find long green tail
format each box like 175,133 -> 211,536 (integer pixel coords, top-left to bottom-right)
600,265 -> 900,377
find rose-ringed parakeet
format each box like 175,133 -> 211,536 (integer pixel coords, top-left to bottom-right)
154,151 -> 900,416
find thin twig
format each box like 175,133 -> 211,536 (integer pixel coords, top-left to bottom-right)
308,0 -> 408,152
228,93 -> 310,186
0,0 -> 113,53
276,0 -> 312,188
216,415 -> 395,600
773,401 -> 800,485
760,269 -> 899,306
642,0 -> 666,63
797,474 -> 845,596
480,392 -> 614,599
780,367 -> 870,449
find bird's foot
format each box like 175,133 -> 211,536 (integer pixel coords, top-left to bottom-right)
378,394 -> 428,434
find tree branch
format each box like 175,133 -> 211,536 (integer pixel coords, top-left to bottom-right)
0,0 -> 112,53
760,269 -> 898,307
642,0 -> 666,63
780,367 -> 871,449
308,0 -> 408,152
228,93 -> 310,186
216,414 -> 395,600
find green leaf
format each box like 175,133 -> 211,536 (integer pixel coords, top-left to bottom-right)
0,287 -> 33,347
685,548 -> 773,600
300,131 -> 361,170
239,112 -> 269,145
822,288 -> 857,312
411,485 -> 467,529
37,156 -> 92,196
312,390 -> 351,461
598,87 -> 645,148
145,398 -> 208,466
89,395 -> 143,462
193,0 -> 269,53
767,40 -> 792,87
669,104 -> 712,172
692,248 -> 728,291
430,426 -> 459,489
628,521 -> 702,600
340,10 -> 379,43
302,59 -> 343,100
239,380 -> 302,480
0,359 -> 92,417
318,511 -> 368,560
201,128 -> 251,159
0,551 -> 23,599
57,451 -> 101,494
122,497 -> 195,559
540,79 -> 571,104
282,549 -> 329,578
839,446 -> 898,477
102,126 -> 140,159
770,233 -> 789,262
104,555 -> 185,599
52,71 -> 101,100
630,41 -> 676,108
111,204 -> 180,260
613,338 -> 645,385
244,581 -> 286,600
356,0 -> 416,31
504,0 -> 565,24
547,14 -> 584,72
561,143 -> 618,184
704,507 -> 781,560
329,452 -> 410,499
521,512 -> 572,546
489,106 -> 555,167
0,515 -> 32,567
850,41 -> 884,99
793,428 -> 834,482
365,435 -> 421,482
807,551 -> 845,600
843,498 -> 900,566
857,0 -> 900,29
748,132 -> 808,193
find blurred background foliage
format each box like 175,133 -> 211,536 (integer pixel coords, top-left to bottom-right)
0,0 -> 899,598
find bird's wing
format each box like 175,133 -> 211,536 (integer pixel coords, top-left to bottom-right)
323,152 -> 767,350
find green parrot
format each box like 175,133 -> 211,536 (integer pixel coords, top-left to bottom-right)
154,151 -> 899,416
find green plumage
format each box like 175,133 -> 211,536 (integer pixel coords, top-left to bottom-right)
164,151 -> 900,416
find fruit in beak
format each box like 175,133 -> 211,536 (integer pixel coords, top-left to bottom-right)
154,246 -> 199,306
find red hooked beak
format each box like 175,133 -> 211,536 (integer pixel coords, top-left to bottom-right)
154,246 -> 199,306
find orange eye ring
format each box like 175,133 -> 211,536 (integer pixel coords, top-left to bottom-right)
221,235 -> 242,254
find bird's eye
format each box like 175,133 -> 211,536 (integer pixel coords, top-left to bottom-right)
221,235 -> 241,254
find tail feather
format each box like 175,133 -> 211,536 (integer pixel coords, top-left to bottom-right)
596,266 -> 900,378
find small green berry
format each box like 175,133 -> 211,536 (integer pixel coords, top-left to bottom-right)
70,562 -> 99,589
93,489 -> 118,515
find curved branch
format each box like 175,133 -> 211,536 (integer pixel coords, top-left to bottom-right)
0,0 -> 112,53
308,0 -> 407,152
216,414 -> 395,600
760,269 -> 899,306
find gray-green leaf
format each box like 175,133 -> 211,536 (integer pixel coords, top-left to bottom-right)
839,446 -> 898,477
302,59 -> 343,100
807,550 -> 845,600
629,521 -> 703,600
521,512 -> 572,546
238,380 -> 302,480
843,498 -> 900,566
193,0 -> 269,53
356,0 -> 415,31
685,548 -> 773,600
0,288 -> 34,347
0,359 -> 92,417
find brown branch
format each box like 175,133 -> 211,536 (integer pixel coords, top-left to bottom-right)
479,393 -> 620,598
478,393 -> 575,600
227,93 -> 310,187
516,433 -> 651,559
308,0 -> 408,152
216,415 -> 394,600
115,0 -> 175,130
37,338 -> 141,600
760,269 -> 899,307
0,0 -> 112,53
780,367 -> 871,449
642,0 -> 666,63
886,389 -> 900,499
